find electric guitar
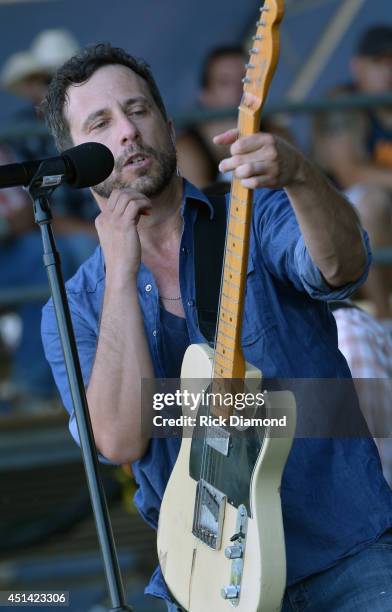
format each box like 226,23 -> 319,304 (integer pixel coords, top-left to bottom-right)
157,2 -> 296,610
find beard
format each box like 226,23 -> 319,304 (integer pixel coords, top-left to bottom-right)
92,138 -> 177,200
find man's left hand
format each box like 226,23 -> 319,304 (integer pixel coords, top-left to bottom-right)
214,128 -> 304,190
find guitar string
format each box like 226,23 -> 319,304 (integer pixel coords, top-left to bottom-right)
196,6 -> 271,525
198,178 -> 237,536
200,163 -> 251,537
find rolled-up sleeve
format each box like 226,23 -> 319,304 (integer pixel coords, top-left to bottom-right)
293,231 -> 372,301
254,188 -> 372,300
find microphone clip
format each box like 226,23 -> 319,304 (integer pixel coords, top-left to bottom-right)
26,160 -> 61,225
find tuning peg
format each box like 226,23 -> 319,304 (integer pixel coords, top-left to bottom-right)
259,5 -> 269,12
242,77 -> 252,84
256,19 -> 266,26
252,34 -> 264,41
245,63 -> 255,69
249,47 -> 259,54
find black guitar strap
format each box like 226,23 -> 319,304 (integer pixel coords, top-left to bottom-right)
193,193 -> 228,344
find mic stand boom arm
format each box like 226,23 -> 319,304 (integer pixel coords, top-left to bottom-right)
27,162 -> 133,612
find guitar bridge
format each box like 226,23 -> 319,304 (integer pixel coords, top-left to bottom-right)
192,479 -> 226,550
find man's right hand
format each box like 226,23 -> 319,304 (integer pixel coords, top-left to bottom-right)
95,188 -> 152,283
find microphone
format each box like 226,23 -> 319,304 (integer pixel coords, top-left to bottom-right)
0,142 -> 114,190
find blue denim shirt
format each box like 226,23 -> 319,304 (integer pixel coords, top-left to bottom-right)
41,180 -> 392,604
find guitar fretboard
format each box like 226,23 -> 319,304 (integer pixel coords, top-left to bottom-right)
213,107 -> 263,382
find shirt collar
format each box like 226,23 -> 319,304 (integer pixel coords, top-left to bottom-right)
182,178 -> 215,219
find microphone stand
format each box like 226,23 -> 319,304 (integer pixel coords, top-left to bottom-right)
27,163 -> 133,612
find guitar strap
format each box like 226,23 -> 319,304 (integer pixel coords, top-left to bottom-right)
193,193 -> 228,344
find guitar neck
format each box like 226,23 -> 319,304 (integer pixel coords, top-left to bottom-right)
212,0 -> 284,382
213,109 -> 262,381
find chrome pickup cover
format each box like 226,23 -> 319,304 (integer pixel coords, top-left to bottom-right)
206,425 -> 231,456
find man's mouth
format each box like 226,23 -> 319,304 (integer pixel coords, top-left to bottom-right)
123,153 -> 150,168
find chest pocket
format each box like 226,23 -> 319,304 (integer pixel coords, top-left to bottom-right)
241,253 -> 276,346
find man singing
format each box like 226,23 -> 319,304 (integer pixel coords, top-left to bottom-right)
41,44 -> 392,611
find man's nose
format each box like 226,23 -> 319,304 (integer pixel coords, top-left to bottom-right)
118,113 -> 140,146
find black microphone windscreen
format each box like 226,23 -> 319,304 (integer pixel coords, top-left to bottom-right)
63,142 -> 114,188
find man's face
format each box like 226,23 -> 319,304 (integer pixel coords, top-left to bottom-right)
200,53 -> 245,109
352,54 -> 392,94
65,64 -> 176,200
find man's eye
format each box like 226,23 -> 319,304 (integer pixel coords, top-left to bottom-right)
91,120 -> 108,130
130,108 -> 146,116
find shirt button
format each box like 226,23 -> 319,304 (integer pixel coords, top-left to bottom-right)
181,247 -> 188,254
152,329 -> 158,337
187,299 -> 194,307
145,284 -> 152,292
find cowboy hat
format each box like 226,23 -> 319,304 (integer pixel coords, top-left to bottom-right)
0,29 -> 79,94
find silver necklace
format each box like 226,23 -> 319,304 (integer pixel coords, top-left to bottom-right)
160,294 -> 181,301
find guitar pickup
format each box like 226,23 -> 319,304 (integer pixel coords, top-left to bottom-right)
206,425 -> 231,456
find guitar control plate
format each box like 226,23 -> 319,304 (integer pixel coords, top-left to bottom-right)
222,504 -> 248,607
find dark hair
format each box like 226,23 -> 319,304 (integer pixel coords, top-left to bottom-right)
356,25 -> 392,58
200,45 -> 245,89
41,42 -> 168,151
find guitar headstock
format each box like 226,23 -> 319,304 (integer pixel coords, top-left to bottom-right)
241,0 -> 284,113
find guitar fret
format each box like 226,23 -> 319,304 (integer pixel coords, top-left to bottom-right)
214,349 -> 232,362
223,270 -> 241,287
218,317 -> 236,330
222,291 -> 239,304
231,193 -> 248,203
215,341 -> 234,354
214,353 -> 232,367
220,303 -> 237,317
214,360 -> 233,372
223,277 -> 241,291
229,213 -> 247,224
223,272 -> 241,289
224,261 -> 242,274
224,264 -> 242,276
231,200 -> 248,208
217,328 -> 236,342
214,369 -> 233,378
225,248 -> 242,260
228,230 -> 244,242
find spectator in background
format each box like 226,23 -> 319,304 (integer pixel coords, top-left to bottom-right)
0,30 -> 99,408
312,25 -> 392,321
1,29 -> 100,252
176,45 -> 292,190
330,300 -> 392,488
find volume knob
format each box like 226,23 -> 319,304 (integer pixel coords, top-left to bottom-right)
224,544 -> 243,559
221,585 -> 240,600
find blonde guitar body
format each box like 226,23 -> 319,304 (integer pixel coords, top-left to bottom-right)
157,344 -> 296,611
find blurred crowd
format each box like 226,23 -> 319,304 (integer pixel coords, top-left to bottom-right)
0,24 -> 391,486
0,30 -> 99,411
